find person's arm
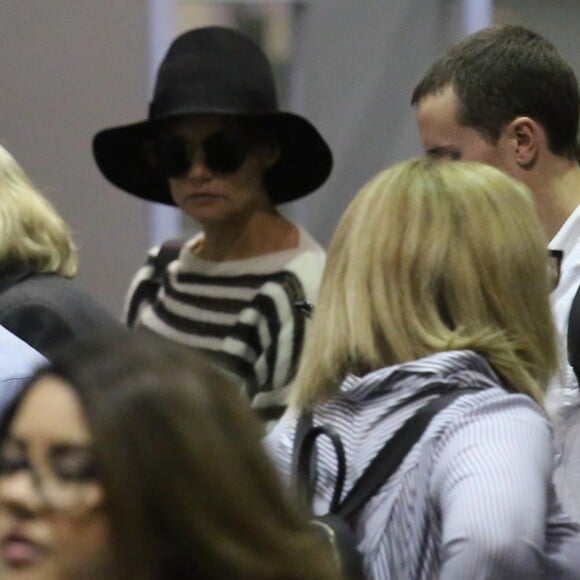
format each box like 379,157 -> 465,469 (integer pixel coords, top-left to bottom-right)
222,279 -> 306,426
0,303 -> 74,358
431,394 -> 552,579
123,241 -> 184,327
122,247 -> 160,327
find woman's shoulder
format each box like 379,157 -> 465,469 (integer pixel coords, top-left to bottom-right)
287,226 -> 325,268
0,273 -> 120,330
177,230 -> 324,290
320,352 -> 551,457
0,272 -> 74,306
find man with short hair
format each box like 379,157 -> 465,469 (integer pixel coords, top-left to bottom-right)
412,24 -> 580,519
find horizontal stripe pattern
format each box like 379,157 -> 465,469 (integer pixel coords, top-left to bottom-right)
123,230 -> 325,420
266,350 -> 580,579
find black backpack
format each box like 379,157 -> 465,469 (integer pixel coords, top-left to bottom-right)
291,385 -> 479,580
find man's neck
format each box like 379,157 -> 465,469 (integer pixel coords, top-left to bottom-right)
527,156 -> 580,240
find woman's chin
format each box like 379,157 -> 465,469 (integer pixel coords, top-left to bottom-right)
0,560 -> 54,580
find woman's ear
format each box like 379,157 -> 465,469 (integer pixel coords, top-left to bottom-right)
259,141 -> 281,170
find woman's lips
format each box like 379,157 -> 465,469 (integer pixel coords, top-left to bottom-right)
187,192 -> 225,203
0,533 -> 49,567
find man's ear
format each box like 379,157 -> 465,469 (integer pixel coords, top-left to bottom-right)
506,117 -> 541,167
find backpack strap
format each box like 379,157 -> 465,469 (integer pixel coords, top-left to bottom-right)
295,422 -> 347,513
568,283 -> 580,385
292,412 -> 313,476
126,238 -> 184,327
292,382 -> 481,520
151,238 -> 185,283
336,386 -> 481,519
292,413 -> 325,507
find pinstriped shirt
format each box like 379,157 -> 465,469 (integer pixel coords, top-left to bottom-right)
266,350 -> 580,579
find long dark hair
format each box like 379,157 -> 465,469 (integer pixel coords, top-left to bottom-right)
1,331 -> 338,580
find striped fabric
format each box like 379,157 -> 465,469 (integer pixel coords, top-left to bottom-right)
266,350 -> 580,579
123,228 -> 325,420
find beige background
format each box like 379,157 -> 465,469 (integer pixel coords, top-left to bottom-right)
0,0 -> 577,316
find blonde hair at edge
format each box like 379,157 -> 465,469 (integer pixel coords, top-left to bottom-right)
0,144 -> 77,276
291,158 -> 557,409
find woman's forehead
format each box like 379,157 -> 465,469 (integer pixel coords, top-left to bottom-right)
10,376 -> 92,445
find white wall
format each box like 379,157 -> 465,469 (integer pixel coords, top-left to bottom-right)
283,0 -> 468,245
2,0 -> 574,315
0,0 -> 151,317
495,0 -> 580,82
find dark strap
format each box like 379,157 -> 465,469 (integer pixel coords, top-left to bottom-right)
568,284 -> 580,385
296,425 -> 347,513
292,383 -> 481,522
126,238 -> 184,327
292,412 -> 317,505
152,238 -> 184,282
292,412 -> 313,474
336,387 -> 480,518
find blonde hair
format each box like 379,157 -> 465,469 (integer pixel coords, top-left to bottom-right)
292,158 -> 557,408
0,144 -> 77,276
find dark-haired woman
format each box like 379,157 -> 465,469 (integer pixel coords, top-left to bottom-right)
93,27 -> 332,425
0,332 -> 339,580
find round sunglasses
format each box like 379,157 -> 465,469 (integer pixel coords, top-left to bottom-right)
145,128 -> 253,178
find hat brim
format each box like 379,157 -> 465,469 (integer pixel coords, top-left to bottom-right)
92,112 -> 332,206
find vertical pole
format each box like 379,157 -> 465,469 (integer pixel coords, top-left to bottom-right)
147,0 -> 181,246
462,0 -> 493,34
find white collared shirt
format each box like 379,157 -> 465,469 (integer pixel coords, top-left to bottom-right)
548,204 -> 580,521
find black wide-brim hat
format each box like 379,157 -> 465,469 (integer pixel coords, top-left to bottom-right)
92,26 -> 333,206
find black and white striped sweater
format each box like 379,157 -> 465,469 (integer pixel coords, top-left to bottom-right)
123,228 -> 325,421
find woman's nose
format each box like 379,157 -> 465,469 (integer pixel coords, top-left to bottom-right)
0,473 -> 45,516
186,149 -> 213,181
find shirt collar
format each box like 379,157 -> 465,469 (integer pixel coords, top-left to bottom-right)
549,204 -> 580,261
339,350 -> 498,401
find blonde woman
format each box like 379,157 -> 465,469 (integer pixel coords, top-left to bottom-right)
0,144 -> 120,358
267,159 -> 580,579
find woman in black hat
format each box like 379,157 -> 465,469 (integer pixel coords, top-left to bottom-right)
93,27 -> 332,425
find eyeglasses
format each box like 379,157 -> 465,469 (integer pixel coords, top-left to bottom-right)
548,249 -> 563,291
145,128 -> 252,178
0,439 -> 103,514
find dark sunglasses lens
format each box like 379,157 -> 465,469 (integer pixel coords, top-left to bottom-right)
147,135 -> 191,178
147,130 -> 248,177
203,131 -> 248,174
